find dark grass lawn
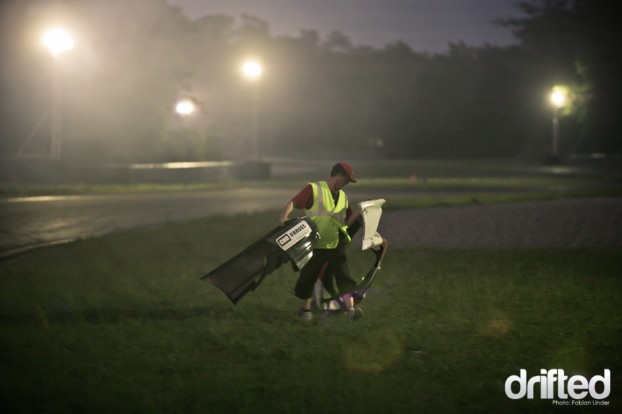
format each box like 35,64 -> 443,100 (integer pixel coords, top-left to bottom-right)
1,212 -> 620,413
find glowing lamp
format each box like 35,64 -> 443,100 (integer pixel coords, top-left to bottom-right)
42,28 -> 75,57
175,99 -> 195,116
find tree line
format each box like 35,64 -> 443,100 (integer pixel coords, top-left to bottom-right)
1,0 -> 620,163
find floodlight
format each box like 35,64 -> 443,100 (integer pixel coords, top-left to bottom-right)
549,86 -> 568,109
175,99 -> 196,116
42,28 -> 75,57
242,61 -> 262,80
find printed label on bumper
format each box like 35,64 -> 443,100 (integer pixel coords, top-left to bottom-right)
276,221 -> 312,251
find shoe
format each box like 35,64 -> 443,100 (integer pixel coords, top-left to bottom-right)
346,307 -> 363,321
298,309 -> 313,321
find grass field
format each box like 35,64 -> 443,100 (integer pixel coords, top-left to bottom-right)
1,211 -> 620,413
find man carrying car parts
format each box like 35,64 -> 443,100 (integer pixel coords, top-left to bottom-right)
279,162 -> 362,322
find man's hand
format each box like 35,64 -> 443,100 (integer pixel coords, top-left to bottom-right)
346,209 -> 361,227
279,200 -> 294,226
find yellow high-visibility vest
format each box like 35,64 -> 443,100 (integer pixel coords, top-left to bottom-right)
305,181 -> 350,249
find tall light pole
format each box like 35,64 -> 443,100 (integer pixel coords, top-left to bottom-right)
241,60 -> 262,160
549,86 -> 567,158
42,27 -> 74,159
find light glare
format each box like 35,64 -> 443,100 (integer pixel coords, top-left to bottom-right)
42,28 -> 75,57
242,61 -> 262,79
175,99 -> 195,116
549,86 -> 568,109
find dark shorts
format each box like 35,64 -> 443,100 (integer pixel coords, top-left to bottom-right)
293,240 -> 357,300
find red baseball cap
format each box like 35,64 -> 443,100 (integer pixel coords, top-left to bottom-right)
331,161 -> 357,183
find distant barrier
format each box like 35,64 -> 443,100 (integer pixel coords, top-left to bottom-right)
0,158 -> 271,184
566,153 -> 622,172
127,161 -> 234,183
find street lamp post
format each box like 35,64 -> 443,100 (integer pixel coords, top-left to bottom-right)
42,28 -> 74,159
241,60 -> 262,160
549,86 -> 567,158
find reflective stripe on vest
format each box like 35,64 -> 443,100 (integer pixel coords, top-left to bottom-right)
305,181 -> 349,249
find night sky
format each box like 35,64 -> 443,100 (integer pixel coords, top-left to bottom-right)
166,0 -> 523,53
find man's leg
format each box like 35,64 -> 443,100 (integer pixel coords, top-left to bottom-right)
294,250 -> 327,317
329,252 -> 363,320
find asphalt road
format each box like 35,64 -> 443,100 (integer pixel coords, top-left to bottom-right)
0,187 -> 297,257
380,197 -> 622,249
0,185 -> 403,257
2,186 -> 620,259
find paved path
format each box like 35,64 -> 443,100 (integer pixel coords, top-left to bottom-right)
0,188 -> 294,257
1,191 -> 620,259
0,185 -> 406,257
379,197 -> 622,249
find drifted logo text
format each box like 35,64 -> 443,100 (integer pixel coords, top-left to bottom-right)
505,369 -> 610,404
